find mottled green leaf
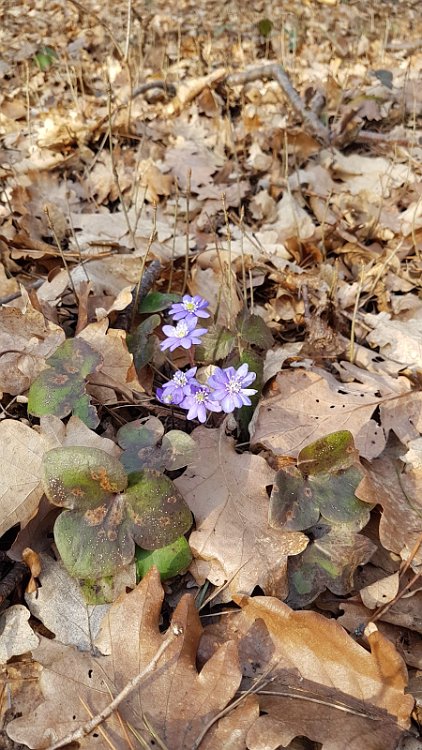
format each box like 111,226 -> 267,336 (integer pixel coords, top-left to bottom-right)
138,291 -> 180,313
161,430 -> 197,470
28,338 -> 102,428
43,446 -> 127,510
269,466 -> 320,531
118,417 -> 164,473
117,417 -> 196,472
269,431 -> 371,532
310,467 -> 369,525
135,536 -> 192,581
195,325 -> 236,363
236,310 -> 274,350
297,430 -> 357,477
128,314 -> 160,371
54,503 -> 133,579
124,469 -> 192,550
287,525 -> 376,608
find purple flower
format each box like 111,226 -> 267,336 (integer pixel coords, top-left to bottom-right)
181,385 -> 222,423
168,295 -> 210,321
156,368 -> 198,405
207,364 -> 257,413
160,317 -> 208,352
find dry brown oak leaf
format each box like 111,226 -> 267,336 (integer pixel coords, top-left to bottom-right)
174,426 -> 308,601
365,446 -> 422,568
199,595 -> 414,750
7,567 -> 241,750
0,302 -> 64,397
250,367 -> 395,460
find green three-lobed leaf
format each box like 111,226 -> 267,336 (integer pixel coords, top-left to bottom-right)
43,446 -> 192,580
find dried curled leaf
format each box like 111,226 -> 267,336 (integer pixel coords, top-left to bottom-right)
199,593 -> 414,750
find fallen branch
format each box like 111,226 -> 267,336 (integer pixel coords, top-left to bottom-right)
353,129 -> 422,147
45,622 -> 184,750
225,64 -> 330,145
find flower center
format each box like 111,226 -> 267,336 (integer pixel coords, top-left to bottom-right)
194,389 -> 208,403
227,377 -> 242,394
184,300 -> 197,312
175,321 -> 189,338
173,372 -> 187,386
163,392 -> 174,404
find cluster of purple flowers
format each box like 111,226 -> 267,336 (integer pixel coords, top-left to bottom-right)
156,363 -> 257,422
157,295 -> 257,423
159,295 -> 210,352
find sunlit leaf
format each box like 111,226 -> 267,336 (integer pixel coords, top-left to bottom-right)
43,446 -> 128,510
135,536 -> 192,581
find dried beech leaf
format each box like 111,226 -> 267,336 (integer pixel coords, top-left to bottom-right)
366,447 -> 422,568
0,420 -> 47,537
360,572 -> 400,610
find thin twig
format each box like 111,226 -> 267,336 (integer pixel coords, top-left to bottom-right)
182,169 -> 192,295
130,207 -> 158,329
225,64 -> 330,145
354,129 -> 421,147
132,80 -> 177,99
399,532 -> 422,579
46,623 -> 183,750
370,568 -> 422,625
0,278 -> 44,306
43,206 -> 77,297
192,672 -> 275,750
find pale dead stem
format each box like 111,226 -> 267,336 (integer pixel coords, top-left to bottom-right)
191,671 -> 276,750
43,205 -> 77,298
45,623 -> 184,750
370,532 -> 422,625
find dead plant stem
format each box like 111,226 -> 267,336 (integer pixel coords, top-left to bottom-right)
45,624 -> 183,750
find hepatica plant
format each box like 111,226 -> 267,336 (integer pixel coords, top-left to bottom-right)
42,434 -> 193,600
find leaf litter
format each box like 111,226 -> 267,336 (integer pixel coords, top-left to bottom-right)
0,0 -> 422,748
